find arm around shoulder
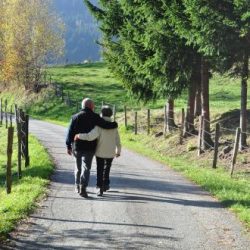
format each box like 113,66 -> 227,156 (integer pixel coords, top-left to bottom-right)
95,114 -> 118,129
78,126 -> 100,141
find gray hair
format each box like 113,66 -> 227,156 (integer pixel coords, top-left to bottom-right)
81,98 -> 94,109
101,105 -> 113,117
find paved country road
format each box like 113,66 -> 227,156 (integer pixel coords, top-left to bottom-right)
2,119 -> 250,250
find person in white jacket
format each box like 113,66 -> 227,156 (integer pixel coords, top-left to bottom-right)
74,106 -> 121,196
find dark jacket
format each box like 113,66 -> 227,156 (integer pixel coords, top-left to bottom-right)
66,107 -> 118,152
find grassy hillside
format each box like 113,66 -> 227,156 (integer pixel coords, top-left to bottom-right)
48,63 -> 248,116
46,62 -> 187,115
47,63 -> 243,115
7,62 -> 186,124
0,62 -> 243,123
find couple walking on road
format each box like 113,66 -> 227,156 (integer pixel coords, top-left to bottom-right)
66,98 -> 121,198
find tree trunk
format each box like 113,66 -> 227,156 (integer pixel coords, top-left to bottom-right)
201,58 -> 213,149
240,53 -> 249,150
195,63 -> 202,117
184,73 -> 196,136
166,98 -> 176,132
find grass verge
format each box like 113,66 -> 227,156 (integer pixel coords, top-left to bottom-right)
119,126 -> 250,230
0,128 -> 54,241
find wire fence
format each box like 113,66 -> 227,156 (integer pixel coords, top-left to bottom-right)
120,105 -> 250,177
0,100 -> 29,194
1,72 -> 249,180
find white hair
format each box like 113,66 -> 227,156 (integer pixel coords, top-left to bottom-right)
81,98 -> 94,109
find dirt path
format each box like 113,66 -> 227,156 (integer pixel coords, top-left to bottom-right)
3,119 -> 250,250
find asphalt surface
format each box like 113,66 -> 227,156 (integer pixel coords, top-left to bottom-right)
2,119 -> 250,250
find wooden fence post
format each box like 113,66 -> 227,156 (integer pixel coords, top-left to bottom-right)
179,108 -> 185,144
230,127 -> 241,177
5,99 -> 8,128
20,109 -> 25,158
124,106 -> 127,128
183,108 -> 190,137
164,104 -> 167,134
166,103 -> 169,132
147,109 -> 150,135
6,127 -> 14,194
14,104 -> 18,118
25,114 -> 30,167
134,111 -> 137,135
15,107 -> 22,179
212,123 -> 220,168
197,115 -> 204,156
10,105 -> 12,127
0,98 -> 2,126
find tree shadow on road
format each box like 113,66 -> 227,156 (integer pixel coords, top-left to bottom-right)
43,166 -> 226,209
4,217 -> 178,250
95,191 -> 223,209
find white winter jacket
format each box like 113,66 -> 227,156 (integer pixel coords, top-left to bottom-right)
78,117 -> 121,158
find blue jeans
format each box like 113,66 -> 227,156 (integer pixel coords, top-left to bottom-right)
74,151 -> 94,187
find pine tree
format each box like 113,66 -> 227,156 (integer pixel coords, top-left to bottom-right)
179,0 -> 250,148
85,0 -> 201,131
168,0 -> 227,148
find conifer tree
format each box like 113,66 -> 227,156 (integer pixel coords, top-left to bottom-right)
167,0 -> 216,148
85,0 -> 201,131
179,0 -> 250,148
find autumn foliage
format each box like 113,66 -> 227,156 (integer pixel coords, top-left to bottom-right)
0,0 -> 64,92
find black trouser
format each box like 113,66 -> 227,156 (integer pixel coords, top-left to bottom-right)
96,157 -> 113,188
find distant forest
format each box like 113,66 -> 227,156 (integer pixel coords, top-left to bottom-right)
53,0 -> 100,63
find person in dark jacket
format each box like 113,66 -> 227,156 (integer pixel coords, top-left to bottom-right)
66,98 -> 117,198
